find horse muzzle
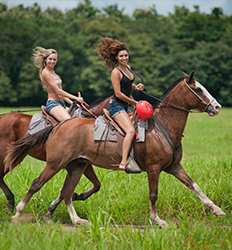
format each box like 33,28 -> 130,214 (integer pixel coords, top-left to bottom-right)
206,100 -> 221,116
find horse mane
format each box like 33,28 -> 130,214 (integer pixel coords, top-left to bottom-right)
89,96 -> 112,116
162,76 -> 187,98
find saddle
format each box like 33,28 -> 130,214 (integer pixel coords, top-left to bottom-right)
28,102 -> 81,135
94,109 -> 147,143
100,109 -> 143,173
41,106 -> 59,127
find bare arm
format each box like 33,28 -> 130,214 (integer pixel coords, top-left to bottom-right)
63,97 -> 73,105
111,69 -> 137,106
41,70 -> 83,103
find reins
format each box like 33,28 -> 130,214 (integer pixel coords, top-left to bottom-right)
79,103 -> 97,119
141,80 -> 211,114
142,92 -> 192,113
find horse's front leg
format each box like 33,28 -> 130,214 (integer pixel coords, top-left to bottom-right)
166,164 -> 225,216
147,165 -> 168,228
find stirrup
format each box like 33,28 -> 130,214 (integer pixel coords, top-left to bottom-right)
125,157 -> 142,174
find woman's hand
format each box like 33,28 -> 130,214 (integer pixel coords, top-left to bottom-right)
135,83 -> 144,91
76,96 -> 84,103
75,92 -> 90,107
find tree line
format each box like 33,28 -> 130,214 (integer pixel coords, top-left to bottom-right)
0,0 -> 231,106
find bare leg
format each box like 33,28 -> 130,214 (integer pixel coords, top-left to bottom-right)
12,164 -> 60,219
49,106 -> 71,122
114,112 -> 135,167
147,165 -> 168,228
166,164 -> 225,216
0,172 -> 15,211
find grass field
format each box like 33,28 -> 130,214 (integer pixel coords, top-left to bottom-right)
0,108 -> 231,250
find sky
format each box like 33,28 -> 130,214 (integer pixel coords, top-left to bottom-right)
2,0 -> 232,15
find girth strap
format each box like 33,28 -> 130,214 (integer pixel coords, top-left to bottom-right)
153,116 -> 174,150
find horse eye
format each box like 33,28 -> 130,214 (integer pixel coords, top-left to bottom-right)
195,87 -> 203,94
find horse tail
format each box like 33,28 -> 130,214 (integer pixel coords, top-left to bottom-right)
4,126 -> 53,172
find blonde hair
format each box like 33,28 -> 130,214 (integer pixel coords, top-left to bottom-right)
32,47 -> 57,72
97,37 -> 128,69
32,47 -> 57,89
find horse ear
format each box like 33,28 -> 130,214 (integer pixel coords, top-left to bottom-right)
182,71 -> 189,77
187,72 -> 194,84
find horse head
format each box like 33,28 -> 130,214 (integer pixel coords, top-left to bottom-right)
181,72 -> 221,116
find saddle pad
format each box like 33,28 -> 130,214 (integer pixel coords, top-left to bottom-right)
94,116 -> 118,142
28,112 -> 50,135
28,107 -> 84,135
94,115 -> 147,142
136,120 -> 147,142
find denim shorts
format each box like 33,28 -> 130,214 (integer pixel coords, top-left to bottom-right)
108,98 -> 128,117
46,99 -> 66,112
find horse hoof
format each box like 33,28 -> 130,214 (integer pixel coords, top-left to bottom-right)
74,218 -> 89,225
72,193 -> 85,201
11,212 -> 20,220
42,212 -> 53,223
158,219 -> 168,228
213,207 -> 226,216
152,217 -> 168,228
11,213 -> 35,224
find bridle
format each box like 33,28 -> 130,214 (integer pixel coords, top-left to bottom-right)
144,79 -> 212,114
183,79 -> 212,113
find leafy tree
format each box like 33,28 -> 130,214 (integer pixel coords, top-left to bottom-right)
0,1 -> 231,106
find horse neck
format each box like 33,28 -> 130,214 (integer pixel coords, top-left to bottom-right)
155,82 -> 190,145
90,96 -> 111,116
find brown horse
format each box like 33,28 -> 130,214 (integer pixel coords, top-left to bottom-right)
0,97 -> 111,210
6,73 -> 225,227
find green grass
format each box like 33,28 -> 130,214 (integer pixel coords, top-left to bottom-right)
0,107 -> 232,250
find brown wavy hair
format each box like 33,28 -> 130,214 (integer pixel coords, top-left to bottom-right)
97,37 -> 128,69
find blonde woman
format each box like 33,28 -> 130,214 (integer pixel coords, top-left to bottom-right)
97,37 -> 144,172
33,47 -> 84,121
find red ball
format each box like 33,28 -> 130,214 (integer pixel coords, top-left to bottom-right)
136,100 -> 153,120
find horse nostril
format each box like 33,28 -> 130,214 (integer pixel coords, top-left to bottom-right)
215,105 -> 221,110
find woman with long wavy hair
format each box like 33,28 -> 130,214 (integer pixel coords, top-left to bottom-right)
33,47 -> 84,121
97,37 -> 144,172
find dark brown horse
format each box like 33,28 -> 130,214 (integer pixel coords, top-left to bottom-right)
6,73 -> 225,227
0,97 -> 111,210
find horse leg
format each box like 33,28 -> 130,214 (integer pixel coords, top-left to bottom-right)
60,160 -> 89,224
72,164 -> 101,201
46,160 -> 89,224
45,167 -> 74,219
147,165 -> 168,228
166,164 -> 225,216
45,164 -> 100,219
0,171 -> 15,211
12,164 -> 60,219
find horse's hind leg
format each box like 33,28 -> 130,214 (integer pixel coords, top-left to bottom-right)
46,164 -> 100,219
45,166 -> 76,218
72,164 -> 101,201
59,159 -> 88,224
0,171 -> 15,211
12,164 -> 60,219
166,164 -> 225,216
